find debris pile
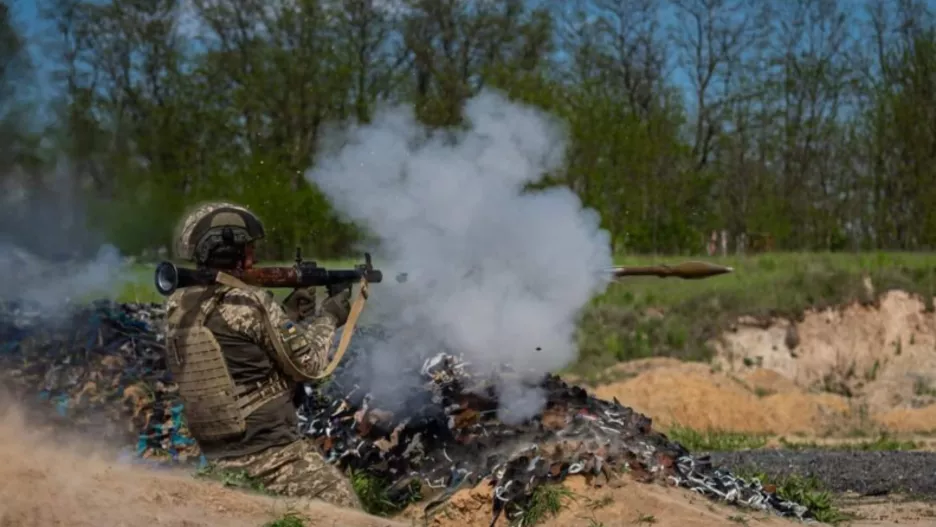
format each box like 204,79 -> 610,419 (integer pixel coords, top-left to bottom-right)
0,300 -> 197,462
0,301 -> 814,523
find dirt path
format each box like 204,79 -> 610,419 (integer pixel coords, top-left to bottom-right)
0,403 -> 407,527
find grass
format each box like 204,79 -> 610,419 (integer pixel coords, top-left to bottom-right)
736,469 -> 851,524
516,483 -> 576,526
573,251 -> 936,375
666,426 -> 769,452
263,512 -> 308,527
349,470 -> 422,517
195,463 -> 422,521
779,433 -> 919,452
665,427 -> 921,453
194,463 -> 268,494
633,512 -> 657,524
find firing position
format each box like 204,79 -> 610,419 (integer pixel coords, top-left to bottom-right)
163,201 -> 361,509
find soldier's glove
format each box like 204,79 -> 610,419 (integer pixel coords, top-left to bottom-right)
321,287 -> 352,327
283,287 -> 316,321
326,281 -> 352,298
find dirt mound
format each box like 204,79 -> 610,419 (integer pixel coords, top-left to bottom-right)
404,475 -> 935,527
592,360 -> 852,435
0,402 -> 405,527
713,289 -> 936,433
403,475 -> 800,527
589,290 -> 936,436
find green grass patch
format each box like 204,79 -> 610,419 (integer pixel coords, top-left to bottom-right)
737,470 -> 851,524
779,433 -> 919,451
262,512 -> 308,527
573,251 -> 936,375
667,428 -> 920,453
666,426 -> 769,452
350,470 -> 422,517
194,463 -> 268,494
516,483 -> 576,526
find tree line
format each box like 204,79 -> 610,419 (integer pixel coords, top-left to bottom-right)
2,0 -> 936,259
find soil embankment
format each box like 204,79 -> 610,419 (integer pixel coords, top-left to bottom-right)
0,402 -> 406,527
590,290 -> 936,437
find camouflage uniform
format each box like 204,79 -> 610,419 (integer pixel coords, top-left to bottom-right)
164,201 -> 361,509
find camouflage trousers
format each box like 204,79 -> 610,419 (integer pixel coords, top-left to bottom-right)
214,439 -> 362,510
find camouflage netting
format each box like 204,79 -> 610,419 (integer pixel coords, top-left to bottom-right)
0,301 -> 816,524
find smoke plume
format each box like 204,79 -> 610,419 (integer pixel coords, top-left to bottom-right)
0,161 -> 130,317
305,90 -> 613,422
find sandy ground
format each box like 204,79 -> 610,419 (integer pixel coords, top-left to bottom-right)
0,401 -> 407,527
840,494 -> 936,527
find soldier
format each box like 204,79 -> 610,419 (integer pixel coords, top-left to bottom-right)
164,201 -> 362,509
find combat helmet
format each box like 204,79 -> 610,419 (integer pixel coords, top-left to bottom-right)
173,202 -> 266,265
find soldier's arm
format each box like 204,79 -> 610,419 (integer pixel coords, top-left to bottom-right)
217,288 -> 337,379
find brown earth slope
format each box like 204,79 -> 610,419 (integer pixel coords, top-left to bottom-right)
0,402 -> 407,527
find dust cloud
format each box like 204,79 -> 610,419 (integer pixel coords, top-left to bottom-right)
305,90 -> 613,422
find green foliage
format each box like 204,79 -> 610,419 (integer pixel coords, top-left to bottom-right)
3,0 -> 935,260
194,463 -> 268,494
738,470 -> 850,525
515,483 -> 575,526
779,433 -> 919,452
263,512 -> 308,527
666,427 -> 769,452
350,469 -> 422,517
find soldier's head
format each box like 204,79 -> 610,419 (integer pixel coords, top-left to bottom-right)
174,202 -> 266,269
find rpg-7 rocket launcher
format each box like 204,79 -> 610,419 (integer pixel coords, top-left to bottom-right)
607,260 -> 734,280
153,250 -> 394,380
153,250 -> 385,297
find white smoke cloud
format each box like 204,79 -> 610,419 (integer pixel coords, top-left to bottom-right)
0,160 -> 132,318
305,90 -> 613,422
0,243 -> 127,312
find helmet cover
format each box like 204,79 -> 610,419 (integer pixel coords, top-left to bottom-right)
173,202 -> 265,263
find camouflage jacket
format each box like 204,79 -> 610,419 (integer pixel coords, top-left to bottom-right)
165,284 -> 337,459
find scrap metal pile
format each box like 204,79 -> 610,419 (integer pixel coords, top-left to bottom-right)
0,300 -> 815,524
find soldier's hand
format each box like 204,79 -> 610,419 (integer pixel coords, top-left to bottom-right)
283,287 -> 316,321
321,287 -> 351,327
